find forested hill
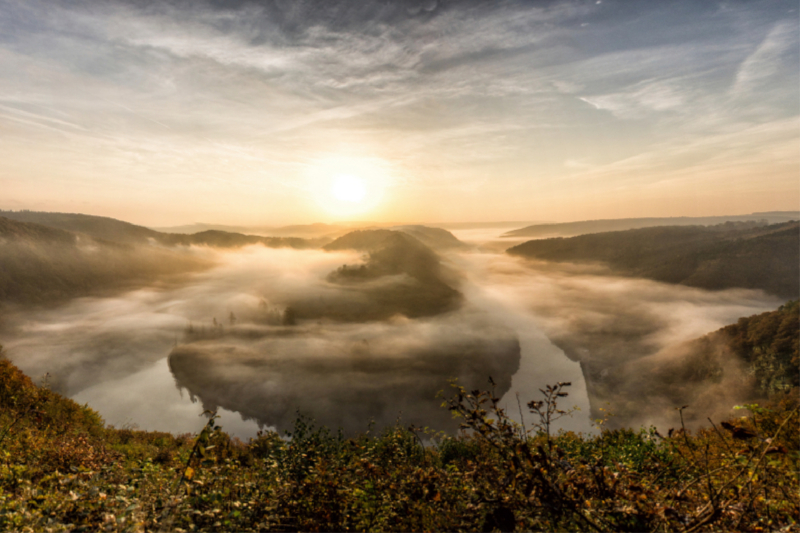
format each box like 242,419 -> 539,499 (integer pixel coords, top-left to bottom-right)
713,300 -> 799,395
0,210 -> 319,249
0,215 -> 79,244
507,222 -> 800,298
571,301 -> 800,430
390,225 -> 469,250
0,210 -> 466,251
0,210 -> 162,244
323,229 -> 456,286
157,230 -> 316,249
503,212 -> 800,239
306,229 -> 463,319
0,216 -> 208,305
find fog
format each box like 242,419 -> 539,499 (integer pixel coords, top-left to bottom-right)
169,311 -> 519,435
0,231 -> 782,438
451,252 -> 782,430
3,245 -> 518,436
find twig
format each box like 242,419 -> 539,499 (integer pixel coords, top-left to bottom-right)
0,413 -> 25,446
157,411 -> 218,533
516,392 -> 527,439
707,417 -> 735,456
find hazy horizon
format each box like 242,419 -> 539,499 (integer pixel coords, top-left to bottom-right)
2,208 -> 798,234
151,209 -> 800,232
1,0 -> 797,226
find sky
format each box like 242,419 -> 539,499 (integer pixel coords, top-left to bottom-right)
0,0 -> 797,226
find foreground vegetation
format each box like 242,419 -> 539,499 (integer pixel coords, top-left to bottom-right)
0,352 -> 797,532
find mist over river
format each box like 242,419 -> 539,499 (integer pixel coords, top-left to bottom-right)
1,229 -> 781,438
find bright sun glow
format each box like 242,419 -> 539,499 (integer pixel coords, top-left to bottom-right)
331,175 -> 366,203
307,154 -> 392,218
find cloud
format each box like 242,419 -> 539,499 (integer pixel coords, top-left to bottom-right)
0,0 -> 796,225
732,20 -> 798,98
580,78 -> 689,119
559,116 -> 800,195
0,104 -> 88,132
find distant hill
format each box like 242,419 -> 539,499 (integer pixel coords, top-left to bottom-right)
158,222 -> 470,246
150,223 -> 275,235
436,221 -> 545,230
390,225 -> 469,250
157,230 -> 318,249
0,210 -> 319,250
152,222 -> 348,240
325,230 -> 450,285
0,210 -> 162,244
0,216 -> 208,305
322,229 -> 399,252
504,212 -> 800,239
508,222 -> 800,299
324,225 -> 467,252
266,223 -> 349,238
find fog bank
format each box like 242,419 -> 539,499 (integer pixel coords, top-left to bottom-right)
1,235 -> 783,438
451,251 -> 782,430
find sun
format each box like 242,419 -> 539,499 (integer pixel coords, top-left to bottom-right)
331,174 -> 366,203
306,154 -> 392,218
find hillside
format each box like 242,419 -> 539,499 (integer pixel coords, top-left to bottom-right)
503,212 -> 800,239
265,222 -> 349,238
713,300 -> 799,395
0,210 -> 163,244
324,230 -> 450,283
390,225 -> 469,250
0,211 -> 467,252
0,217 -> 209,305
322,228 -> 398,252
571,301 -> 799,429
0,210 -> 319,250
152,222 -> 347,239
158,230 -> 317,249
508,222 -> 800,298
309,229 -> 462,320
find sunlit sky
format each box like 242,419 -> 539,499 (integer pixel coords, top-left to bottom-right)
0,0 -> 797,226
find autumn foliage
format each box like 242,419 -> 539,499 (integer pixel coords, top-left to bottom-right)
0,350 -> 797,532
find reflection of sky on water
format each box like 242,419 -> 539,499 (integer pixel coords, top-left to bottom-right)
74,358 -> 262,440
450,253 -> 593,434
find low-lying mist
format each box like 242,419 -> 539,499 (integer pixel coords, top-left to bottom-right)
0,233 -> 783,438
451,252 -> 783,430
3,245 -> 517,436
169,311 -> 519,435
